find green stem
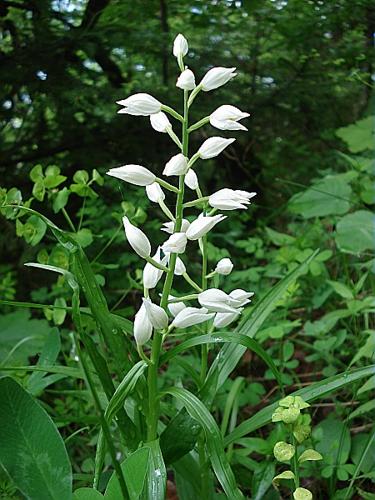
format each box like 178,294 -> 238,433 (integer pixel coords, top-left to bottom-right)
92,223 -> 122,263
292,433 -> 300,488
62,207 -> 76,232
161,104 -> 184,123
182,272 -> 203,292
146,90 -> 189,442
199,232 -> 210,495
78,195 -> 86,232
188,116 -> 210,133
183,196 -> 209,208
155,177 -> 180,193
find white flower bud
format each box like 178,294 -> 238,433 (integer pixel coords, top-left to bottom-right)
198,137 -> 235,159
176,69 -> 196,90
162,232 -> 187,254
209,188 -> 256,210
107,164 -> 156,186
215,258 -> 233,275
150,111 -> 172,133
163,153 -> 188,176
168,296 -> 186,317
229,289 -> 254,307
174,257 -> 186,275
213,310 -> 241,328
123,216 -> 151,258
186,213 -> 226,240
198,288 -> 239,314
161,219 -> 190,234
173,34 -> 188,58
210,105 -> 250,131
172,307 -> 215,328
184,169 -> 199,190
164,254 -> 186,275
143,247 -> 165,289
142,298 -> 168,330
133,303 -> 153,346
117,93 -> 161,116
200,67 -> 237,91
146,182 -> 165,203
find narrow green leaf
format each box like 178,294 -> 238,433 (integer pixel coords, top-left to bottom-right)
163,387 -> 244,499
202,251 -> 318,403
105,447 -> 150,500
224,365 -> 375,446
94,362 -> 147,487
161,332 -> 283,390
1,365 -> 84,378
73,488 -> 104,499
0,377 -> 72,500
140,440 -> 167,500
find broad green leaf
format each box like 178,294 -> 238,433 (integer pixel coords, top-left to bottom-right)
298,449 -> 322,463
173,453 -> 202,500
288,176 -> 351,218
164,387 -> 244,499
160,409 -> 201,465
265,227 -> 295,246
202,251 -> 318,403
0,309 -> 51,366
73,170 -> 89,184
327,280 -> 354,299
27,328 -> 61,395
0,377 -> 72,500
74,488 -> 104,499
105,447 -> 150,500
336,116 -> 375,153
53,187 -> 70,213
350,430 -> 375,476
23,215 -> 47,245
224,365 -> 375,446
73,228 -> 94,248
335,210 -> 375,254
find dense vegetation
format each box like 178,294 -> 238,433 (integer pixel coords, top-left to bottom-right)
0,1 -> 374,499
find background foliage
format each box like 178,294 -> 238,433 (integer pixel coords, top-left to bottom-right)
0,0 -> 374,498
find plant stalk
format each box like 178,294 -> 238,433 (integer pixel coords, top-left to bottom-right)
146,89 -> 189,442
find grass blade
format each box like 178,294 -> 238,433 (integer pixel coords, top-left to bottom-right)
163,387 -> 244,500
224,364 -> 375,446
161,332 -> 283,391
201,250 -> 318,404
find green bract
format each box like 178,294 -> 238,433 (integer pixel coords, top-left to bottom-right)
273,441 -> 295,462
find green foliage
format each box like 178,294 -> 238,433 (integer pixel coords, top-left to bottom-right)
0,3 -> 374,496
0,377 -> 72,500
